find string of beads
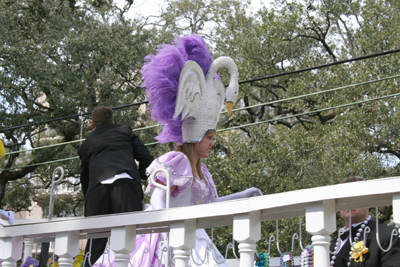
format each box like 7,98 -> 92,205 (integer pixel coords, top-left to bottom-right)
330,215 -> 371,266
255,252 -> 270,267
300,246 -> 313,267
280,252 -> 294,267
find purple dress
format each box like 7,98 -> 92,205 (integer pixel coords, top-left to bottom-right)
94,152 -> 229,267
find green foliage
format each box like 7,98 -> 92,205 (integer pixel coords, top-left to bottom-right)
0,0 -> 162,207
38,191 -> 84,218
206,0 -> 400,255
1,0 -> 400,257
1,177 -> 35,211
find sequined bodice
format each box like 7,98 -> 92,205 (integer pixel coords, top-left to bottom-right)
147,151 -> 218,208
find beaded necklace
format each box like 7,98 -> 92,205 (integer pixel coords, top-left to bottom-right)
280,252 -> 294,267
330,215 -> 371,266
255,252 -> 270,267
300,246 -> 313,267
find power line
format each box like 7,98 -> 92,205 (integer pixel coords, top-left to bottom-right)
221,73 -> 400,114
2,48 -> 400,132
6,140 -> 83,156
1,92 -> 398,172
0,141 -> 160,171
237,48 -> 400,85
0,101 -> 149,132
218,92 -> 400,132
4,73 -> 400,156
4,124 -> 159,156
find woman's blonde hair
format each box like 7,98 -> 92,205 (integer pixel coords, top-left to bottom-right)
174,129 -> 215,180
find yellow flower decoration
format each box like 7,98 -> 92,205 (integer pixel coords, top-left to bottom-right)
73,250 -> 85,267
0,140 -> 6,159
351,241 -> 369,262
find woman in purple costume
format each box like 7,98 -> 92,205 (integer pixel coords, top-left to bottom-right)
94,34 -> 262,267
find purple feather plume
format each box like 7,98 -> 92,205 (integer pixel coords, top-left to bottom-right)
141,34 -> 214,144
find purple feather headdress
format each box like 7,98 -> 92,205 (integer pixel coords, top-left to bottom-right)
141,34 -> 214,144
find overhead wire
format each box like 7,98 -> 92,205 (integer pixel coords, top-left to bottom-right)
0,101 -> 149,132
221,73 -> 400,114
218,92 -> 400,132
3,73 -> 400,157
1,141 -> 161,171
2,49 -> 400,170
1,91 -> 398,172
237,48 -> 400,85
1,47 -> 400,132
4,124 -> 159,156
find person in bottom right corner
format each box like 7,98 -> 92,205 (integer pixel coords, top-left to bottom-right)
329,176 -> 400,267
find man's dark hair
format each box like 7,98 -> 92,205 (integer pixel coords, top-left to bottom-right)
340,176 -> 366,184
92,106 -> 113,126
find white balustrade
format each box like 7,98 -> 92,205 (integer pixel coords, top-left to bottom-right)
169,219 -> 196,267
0,236 -> 23,267
305,200 -> 336,267
233,211 -> 261,267
23,238 -> 34,262
393,193 -> 400,225
54,231 -> 80,267
110,225 -> 137,267
1,177 -> 400,267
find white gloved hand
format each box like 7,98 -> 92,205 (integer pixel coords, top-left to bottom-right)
0,209 -> 15,224
213,187 -> 262,203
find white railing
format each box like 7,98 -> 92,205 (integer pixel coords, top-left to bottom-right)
1,176 -> 400,267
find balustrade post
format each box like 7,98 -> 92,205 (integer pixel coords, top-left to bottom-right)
23,238 -> 35,262
0,236 -> 23,267
169,219 -> 196,267
233,211 -> 261,267
392,193 -> 400,226
305,200 -> 336,267
110,225 -> 136,267
54,231 -> 79,267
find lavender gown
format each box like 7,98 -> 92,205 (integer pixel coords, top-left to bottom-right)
94,152 -> 229,267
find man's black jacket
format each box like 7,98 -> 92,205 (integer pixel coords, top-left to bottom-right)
77,123 -> 154,199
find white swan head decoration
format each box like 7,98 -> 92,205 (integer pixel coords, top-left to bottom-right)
173,56 -> 239,143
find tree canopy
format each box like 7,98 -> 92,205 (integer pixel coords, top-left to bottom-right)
1,0 -> 400,256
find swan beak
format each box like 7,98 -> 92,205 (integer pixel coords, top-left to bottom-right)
226,102 -> 233,115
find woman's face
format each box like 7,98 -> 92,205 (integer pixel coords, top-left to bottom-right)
194,131 -> 216,159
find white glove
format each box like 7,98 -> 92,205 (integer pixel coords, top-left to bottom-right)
0,209 -> 15,224
150,188 -> 167,210
213,187 -> 262,203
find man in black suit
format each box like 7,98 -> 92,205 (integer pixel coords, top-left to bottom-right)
78,106 -> 154,267
329,176 -> 400,267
